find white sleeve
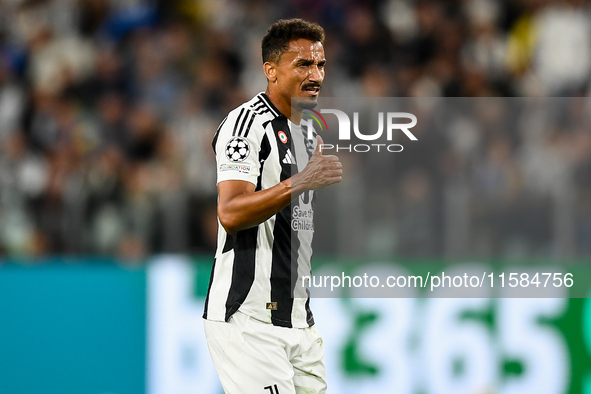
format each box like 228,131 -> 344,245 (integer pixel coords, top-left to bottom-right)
214,109 -> 264,186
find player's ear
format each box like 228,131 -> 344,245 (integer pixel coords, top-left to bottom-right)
263,61 -> 277,83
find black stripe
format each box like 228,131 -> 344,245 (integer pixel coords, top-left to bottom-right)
238,109 -> 251,137
251,98 -> 269,115
202,257 -> 217,319
258,96 -> 274,116
256,134 -> 272,191
260,93 -> 280,117
304,190 -> 317,326
303,127 -> 316,159
252,101 -> 266,112
232,108 -> 245,136
212,116 -> 228,154
243,112 -> 256,138
224,226 -> 258,321
269,116 -> 299,328
255,108 -> 270,115
222,233 -> 235,253
305,290 -> 314,326
218,116 -> 228,130
270,203 -> 300,328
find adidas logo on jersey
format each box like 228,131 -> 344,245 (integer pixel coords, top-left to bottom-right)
282,149 -> 296,164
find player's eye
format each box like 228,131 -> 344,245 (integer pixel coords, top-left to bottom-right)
296,61 -> 314,68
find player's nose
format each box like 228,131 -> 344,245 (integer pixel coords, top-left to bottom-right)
308,65 -> 324,83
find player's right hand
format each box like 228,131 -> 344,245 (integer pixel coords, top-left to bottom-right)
294,135 -> 342,190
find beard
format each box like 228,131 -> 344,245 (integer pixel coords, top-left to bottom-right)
295,82 -> 321,109
296,97 -> 319,109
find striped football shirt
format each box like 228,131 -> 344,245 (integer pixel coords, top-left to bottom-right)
203,92 -> 317,328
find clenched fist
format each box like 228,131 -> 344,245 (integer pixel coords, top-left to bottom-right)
292,135 -> 342,191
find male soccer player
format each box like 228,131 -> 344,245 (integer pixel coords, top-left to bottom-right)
203,19 -> 342,394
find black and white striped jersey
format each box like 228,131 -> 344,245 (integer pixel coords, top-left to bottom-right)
203,92 -> 317,328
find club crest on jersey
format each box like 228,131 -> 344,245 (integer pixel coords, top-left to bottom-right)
278,131 -> 288,144
225,137 -> 250,162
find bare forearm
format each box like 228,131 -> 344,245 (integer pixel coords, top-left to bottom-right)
218,135 -> 341,234
218,178 -> 304,234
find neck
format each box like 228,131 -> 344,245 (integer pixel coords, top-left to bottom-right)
265,87 -> 303,125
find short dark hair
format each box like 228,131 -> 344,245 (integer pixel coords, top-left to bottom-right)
262,19 -> 325,64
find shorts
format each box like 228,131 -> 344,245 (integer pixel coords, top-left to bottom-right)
204,311 -> 327,394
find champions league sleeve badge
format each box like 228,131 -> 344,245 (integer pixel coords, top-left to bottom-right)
225,137 -> 250,162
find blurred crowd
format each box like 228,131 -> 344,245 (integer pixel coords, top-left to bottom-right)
314,97 -> 591,260
0,0 -> 590,259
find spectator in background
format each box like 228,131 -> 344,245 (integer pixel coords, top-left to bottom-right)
533,0 -> 591,95
0,0 -> 589,259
